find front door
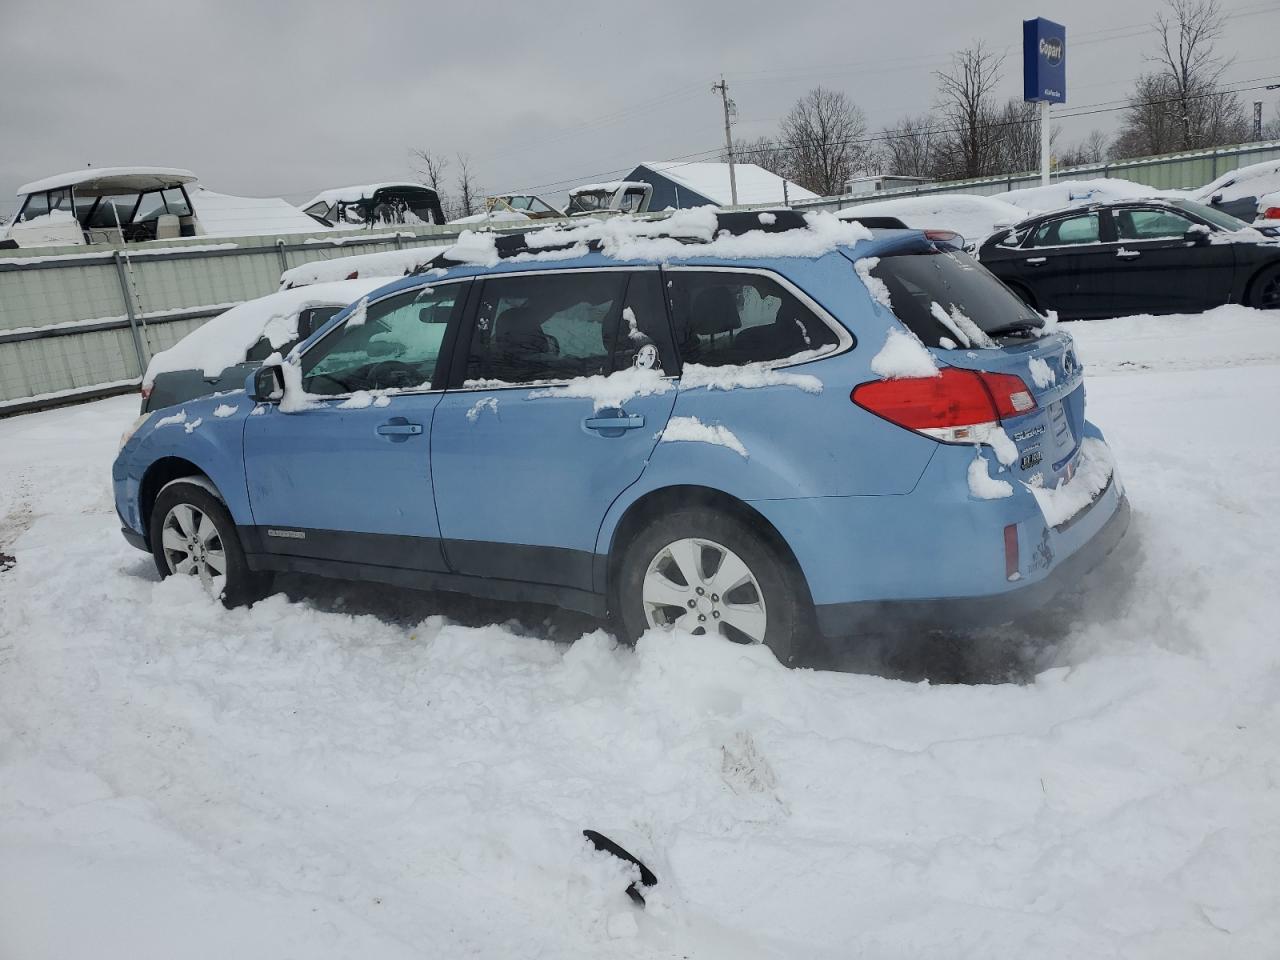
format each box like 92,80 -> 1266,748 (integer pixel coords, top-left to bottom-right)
242,281 -> 469,571
430,267 -> 677,591
1101,206 -> 1237,315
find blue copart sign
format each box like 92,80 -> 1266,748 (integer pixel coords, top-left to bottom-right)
1023,17 -> 1066,103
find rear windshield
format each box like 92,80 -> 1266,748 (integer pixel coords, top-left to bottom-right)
870,250 -> 1042,347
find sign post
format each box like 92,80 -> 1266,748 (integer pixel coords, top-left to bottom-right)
1023,17 -> 1066,186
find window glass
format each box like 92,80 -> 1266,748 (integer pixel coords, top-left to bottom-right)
566,191 -> 609,214
1172,199 -> 1248,230
88,193 -> 140,228
507,196 -> 532,210
162,187 -> 192,217
1113,207 -> 1196,240
465,272 -> 626,384
134,191 -> 168,222
665,271 -> 838,368
49,189 -> 73,213
614,272 -> 677,375
530,198 -> 557,214
1028,212 -> 1100,247
869,250 -> 1043,348
17,192 -> 50,223
618,189 -> 646,213
301,283 -> 464,395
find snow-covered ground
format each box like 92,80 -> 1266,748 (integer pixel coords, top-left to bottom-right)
2,309 -> 1279,958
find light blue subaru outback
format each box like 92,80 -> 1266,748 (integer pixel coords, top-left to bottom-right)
113,211 -> 1129,663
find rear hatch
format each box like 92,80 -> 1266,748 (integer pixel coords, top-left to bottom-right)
852,246 -> 1087,488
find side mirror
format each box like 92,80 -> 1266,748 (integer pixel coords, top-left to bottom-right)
246,364 -> 284,403
1184,227 -> 1212,246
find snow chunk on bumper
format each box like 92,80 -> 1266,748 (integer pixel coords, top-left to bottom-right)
1025,437 -> 1116,528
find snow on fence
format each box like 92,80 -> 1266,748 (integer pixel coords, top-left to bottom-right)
0,222 -> 505,414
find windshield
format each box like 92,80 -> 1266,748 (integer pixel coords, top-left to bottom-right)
870,250 -> 1043,347
1172,199 -> 1252,231
567,191 -> 611,214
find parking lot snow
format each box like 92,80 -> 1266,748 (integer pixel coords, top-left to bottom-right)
2,308 -> 1280,958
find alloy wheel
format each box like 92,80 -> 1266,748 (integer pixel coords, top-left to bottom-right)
641,537 -> 768,643
160,503 -> 228,596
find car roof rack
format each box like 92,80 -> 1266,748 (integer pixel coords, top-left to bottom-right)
416,208 -> 856,273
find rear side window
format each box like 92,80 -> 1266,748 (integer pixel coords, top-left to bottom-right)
465,272 -> 627,384
665,271 -> 838,368
1027,212 -> 1100,247
1113,207 -> 1195,241
870,251 -> 1042,347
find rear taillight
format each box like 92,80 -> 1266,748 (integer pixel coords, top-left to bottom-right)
851,368 -> 1036,444
140,383 -> 152,401
1261,206 -> 1280,221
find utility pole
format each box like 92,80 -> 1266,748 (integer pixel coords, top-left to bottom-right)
1040,100 -> 1051,186
1254,101 -> 1263,141
712,75 -> 739,206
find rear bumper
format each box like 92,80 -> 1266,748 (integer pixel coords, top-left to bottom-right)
814,492 -> 1130,638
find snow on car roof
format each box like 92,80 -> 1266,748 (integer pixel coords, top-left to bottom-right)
998,178 -> 1164,215
189,187 -> 335,238
1193,158 -> 1280,203
16,166 -> 198,196
639,161 -> 820,206
836,194 -> 1026,241
143,278 -> 390,386
279,243 -> 453,287
302,182 -> 433,208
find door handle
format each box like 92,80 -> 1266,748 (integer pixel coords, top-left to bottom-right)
1115,248 -> 1141,259
584,413 -> 646,431
1025,257 -> 1046,265
376,419 -> 423,442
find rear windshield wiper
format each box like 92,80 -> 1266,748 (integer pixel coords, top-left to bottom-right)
985,319 -> 1044,337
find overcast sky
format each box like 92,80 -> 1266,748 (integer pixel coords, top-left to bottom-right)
1,0 -> 1276,216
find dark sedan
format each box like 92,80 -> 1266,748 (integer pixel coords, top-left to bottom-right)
978,198 -> 1280,320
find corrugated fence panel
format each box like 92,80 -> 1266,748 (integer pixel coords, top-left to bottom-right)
0,260 -> 125,332
0,328 -> 142,403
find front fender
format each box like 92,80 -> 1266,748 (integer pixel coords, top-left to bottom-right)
117,394 -> 254,531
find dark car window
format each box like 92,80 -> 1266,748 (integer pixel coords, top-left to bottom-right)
614,272 -> 678,375
665,271 -> 838,368
1114,207 -> 1196,241
465,272 -> 627,384
1173,199 -> 1250,231
870,250 -> 1042,348
302,284 -> 465,394
1027,212 -> 1101,247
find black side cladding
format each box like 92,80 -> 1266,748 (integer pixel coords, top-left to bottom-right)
582,830 -> 657,906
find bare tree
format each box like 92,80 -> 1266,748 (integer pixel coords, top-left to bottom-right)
990,98 -> 1058,173
411,149 -> 450,194
877,114 -> 942,179
779,87 -> 871,196
934,42 -> 1005,178
1058,129 -> 1110,168
1265,103 -> 1280,140
731,135 -> 793,181
454,153 -> 479,218
1112,0 -> 1249,157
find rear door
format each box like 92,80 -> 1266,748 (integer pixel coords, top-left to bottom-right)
241,281 -> 468,570
1100,205 -> 1236,314
1017,210 -> 1116,319
429,267 -> 678,591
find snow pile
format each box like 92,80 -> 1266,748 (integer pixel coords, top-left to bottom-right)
930,301 -> 995,349
6,310 -> 1280,958
1025,437 -> 1115,527
681,360 -> 823,393
967,454 -> 1012,500
275,355 -> 316,413
871,327 -> 938,379
153,409 -> 187,428
659,416 -> 748,458
527,367 -> 673,411
1027,356 -> 1055,389
337,390 -> 392,410
838,194 -> 1026,242
854,257 -> 893,309
143,279 -> 387,386
212,403 -> 239,418
188,186 -> 333,238
998,178 -> 1163,214
1065,305 -> 1280,374
445,230 -> 502,267
449,209 -> 532,225
280,245 -> 451,286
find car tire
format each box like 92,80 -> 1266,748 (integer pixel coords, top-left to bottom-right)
1248,264 -> 1280,310
613,507 -> 812,665
149,479 -> 270,607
